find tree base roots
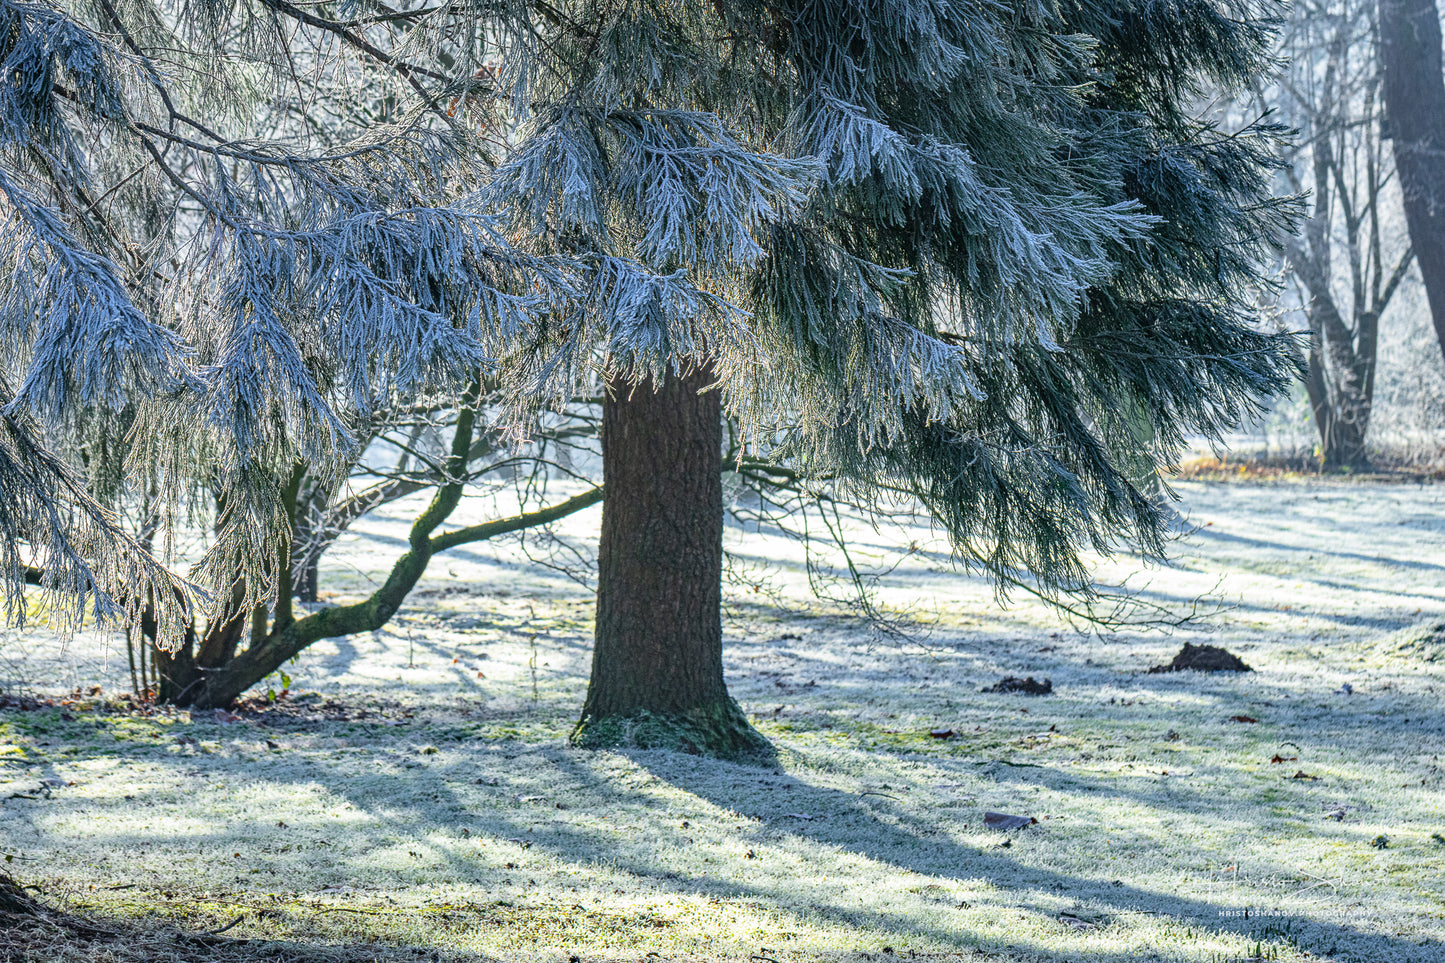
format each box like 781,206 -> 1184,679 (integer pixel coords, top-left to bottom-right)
570,699 -> 774,762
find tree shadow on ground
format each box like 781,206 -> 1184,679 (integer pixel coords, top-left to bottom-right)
0,876 -> 466,963
1190,525 -> 1445,576
16,708 -> 1441,963
611,749 -> 1442,963
229,730 -> 1440,963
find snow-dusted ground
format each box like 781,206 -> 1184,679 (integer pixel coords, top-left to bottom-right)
1,478 -> 1443,962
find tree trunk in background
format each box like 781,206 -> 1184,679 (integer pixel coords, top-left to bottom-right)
295,559 -> 319,604
573,366 -> 770,760
291,475 -> 328,604
1304,362 -> 1373,469
1301,298 -> 1375,471
153,585 -> 248,704
1381,0 -> 1445,362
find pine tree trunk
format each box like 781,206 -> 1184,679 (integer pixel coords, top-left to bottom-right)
572,366 -> 770,760
1380,0 -> 1445,363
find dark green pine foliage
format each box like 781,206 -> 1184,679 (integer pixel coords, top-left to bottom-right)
496,0 -> 1299,604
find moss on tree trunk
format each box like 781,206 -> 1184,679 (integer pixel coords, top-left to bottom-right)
571,698 -> 771,760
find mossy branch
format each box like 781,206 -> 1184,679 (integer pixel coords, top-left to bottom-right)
183,378 -> 604,707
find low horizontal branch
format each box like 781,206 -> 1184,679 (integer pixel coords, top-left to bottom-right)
429,486 -> 604,553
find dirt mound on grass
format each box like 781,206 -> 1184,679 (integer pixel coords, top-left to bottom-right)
0,871 -> 45,916
981,676 -> 1053,694
1148,643 -> 1252,674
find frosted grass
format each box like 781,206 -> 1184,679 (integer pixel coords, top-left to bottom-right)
0,478 -> 1442,961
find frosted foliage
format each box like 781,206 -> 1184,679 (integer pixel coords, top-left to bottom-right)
0,0 -> 569,629
1,0 -> 1301,633
495,0 -> 1301,602
0,384 -> 189,644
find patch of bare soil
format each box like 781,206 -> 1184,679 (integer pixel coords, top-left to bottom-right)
0,690 -> 390,730
2,688 -> 188,719
0,695 -> 52,712
231,691 -> 390,725
980,676 -> 1053,694
1148,642 -> 1252,674
0,874 -> 442,963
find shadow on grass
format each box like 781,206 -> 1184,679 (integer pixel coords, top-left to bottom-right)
14,692 -> 1441,963
619,750 -> 1441,963
1190,525 -> 1445,577
167,716 -> 1438,963
0,876 -> 462,963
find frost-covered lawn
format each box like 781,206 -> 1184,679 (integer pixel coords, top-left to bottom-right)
1,478 -> 1443,962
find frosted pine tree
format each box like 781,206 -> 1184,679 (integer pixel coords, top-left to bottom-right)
482,0 -> 1301,756
0,2 -> 1297,734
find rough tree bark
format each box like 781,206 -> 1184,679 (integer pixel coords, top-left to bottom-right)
152,586 -> 248,703
571,366 -> 770,760
1380,0 -> 1445,361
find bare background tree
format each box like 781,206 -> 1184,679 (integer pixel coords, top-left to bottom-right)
1381,0 -> 1445,362
1254,0 -> 1416,470
1222,0 -> 1445,468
